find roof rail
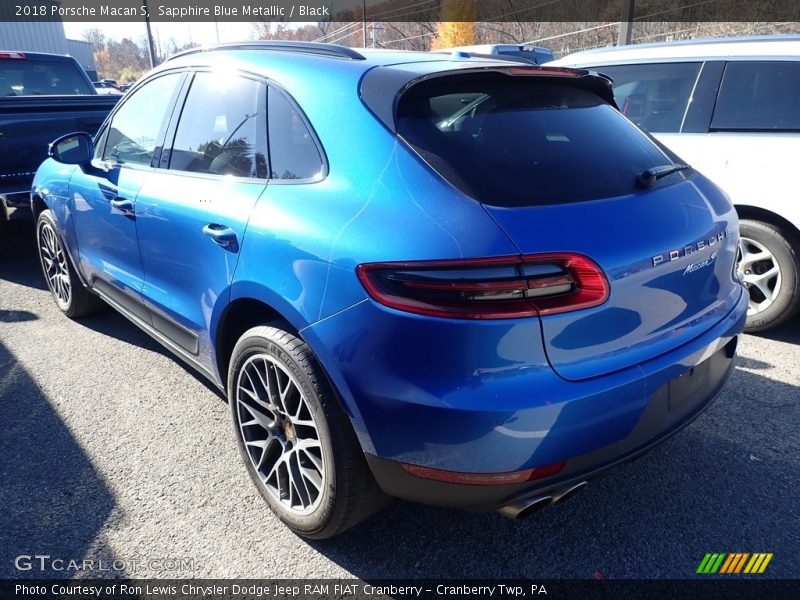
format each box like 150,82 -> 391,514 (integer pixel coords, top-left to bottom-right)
583,33 -> 800,54
167,41 -> 366,62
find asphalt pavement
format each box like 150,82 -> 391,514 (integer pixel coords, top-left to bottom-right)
1,214 -> 798,580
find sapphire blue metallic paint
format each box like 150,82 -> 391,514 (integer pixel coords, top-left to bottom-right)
32,46 -> 747,511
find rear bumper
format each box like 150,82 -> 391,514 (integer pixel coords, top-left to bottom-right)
303,286 -> 747,509
365,335 -> 737,510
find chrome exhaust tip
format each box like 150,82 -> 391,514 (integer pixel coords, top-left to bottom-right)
497,495 -> 552,520
551,481 -> 588,506
497,480 -> 588,519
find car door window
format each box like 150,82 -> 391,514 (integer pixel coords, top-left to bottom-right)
93,125 -> 109,161
596,62 -> 702,133
103,72 -> 183,167
267,86 -> 324,181
168,73 -> 268,179
711,61 -> 800,131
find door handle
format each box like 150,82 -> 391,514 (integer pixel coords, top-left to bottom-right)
110,197 -> 134,216
202,224 -> 237,249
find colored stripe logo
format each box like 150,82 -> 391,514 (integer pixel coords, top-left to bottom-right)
697,553 -> 773,574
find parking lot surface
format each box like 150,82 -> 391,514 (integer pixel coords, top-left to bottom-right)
1,215 -> 798,579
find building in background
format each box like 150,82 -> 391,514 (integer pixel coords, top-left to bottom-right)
0,21 -> 98,80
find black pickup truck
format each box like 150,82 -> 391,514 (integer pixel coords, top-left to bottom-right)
0,51 -> 119,220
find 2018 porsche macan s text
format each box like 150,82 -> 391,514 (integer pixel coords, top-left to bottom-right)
32,42 -> 747,538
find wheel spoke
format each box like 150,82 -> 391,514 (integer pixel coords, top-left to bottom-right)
263,452 -> 283,484
269,362 -> 288,413
248,361 -> 273,406
238,380 -> 261,404
280,376 -> 300,415
246,436 -> 279,469
296,448 -> 323,489
753,278 -> 777,302
747,265 -> 779,284
300,465 -> 322,492
57,273 -> 70,290
299,446 -> 323,472
740,249 -> 768,269
295,438 -> 321,450
739,236 -> 783,316
55,275 -> 64,299
242,368 -> 276,414
238,398 -> 275,430
288,451 -> 312,508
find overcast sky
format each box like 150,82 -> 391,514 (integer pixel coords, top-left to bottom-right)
63,21 -> 261,47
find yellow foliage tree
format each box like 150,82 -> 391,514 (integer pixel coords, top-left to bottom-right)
431,0 -> 477,50
93,47 -> 112,80
117,66 -> 146,85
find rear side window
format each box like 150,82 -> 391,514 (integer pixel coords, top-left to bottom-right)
267,86 -> 324,180
397,73 -> 673,207
0,59 -> 93,96
711,61 -> 800,131
596,62 -> 702,133
170,73 -> 268,179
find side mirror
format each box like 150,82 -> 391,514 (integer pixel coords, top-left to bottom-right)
49,132 -> 94,165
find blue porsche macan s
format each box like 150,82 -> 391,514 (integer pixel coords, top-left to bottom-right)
32,42 -> 747,538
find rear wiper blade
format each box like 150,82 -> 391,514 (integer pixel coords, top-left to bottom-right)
637,163 -> 691,188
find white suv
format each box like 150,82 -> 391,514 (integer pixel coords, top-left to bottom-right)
552,35 -> 800,331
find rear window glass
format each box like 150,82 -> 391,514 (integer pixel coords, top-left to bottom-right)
712,61 -> 800,131
0,59 -> 93,96
396,73 -> 674,207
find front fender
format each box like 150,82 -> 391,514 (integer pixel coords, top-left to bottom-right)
31,159 -> 82,269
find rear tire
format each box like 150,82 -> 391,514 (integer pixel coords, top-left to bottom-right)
36,209 -> 104,319
228,325 -> 388,539
738,219 -> 800,332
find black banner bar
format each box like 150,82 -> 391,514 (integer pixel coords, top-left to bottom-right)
3,579 -> 800,600
2,0 -> 800,23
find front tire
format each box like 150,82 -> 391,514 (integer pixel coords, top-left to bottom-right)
738,219 -> 800,332
228,326 -> 388,539
36,209 -> 104,318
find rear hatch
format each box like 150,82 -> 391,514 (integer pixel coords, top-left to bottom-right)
396,68 -> 742,381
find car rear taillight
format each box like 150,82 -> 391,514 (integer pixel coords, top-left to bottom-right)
356,253 -> 609,319
0,52 -> 26,60
400,460 -> 566,485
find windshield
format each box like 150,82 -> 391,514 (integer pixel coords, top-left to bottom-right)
0,59 -> 93,96
396,73 -> 677,207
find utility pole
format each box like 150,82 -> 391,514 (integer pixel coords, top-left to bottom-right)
371,23 -> 383,48
618,0 -> 635,46
362,0 -> 368,48
142,0 -> 158,67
